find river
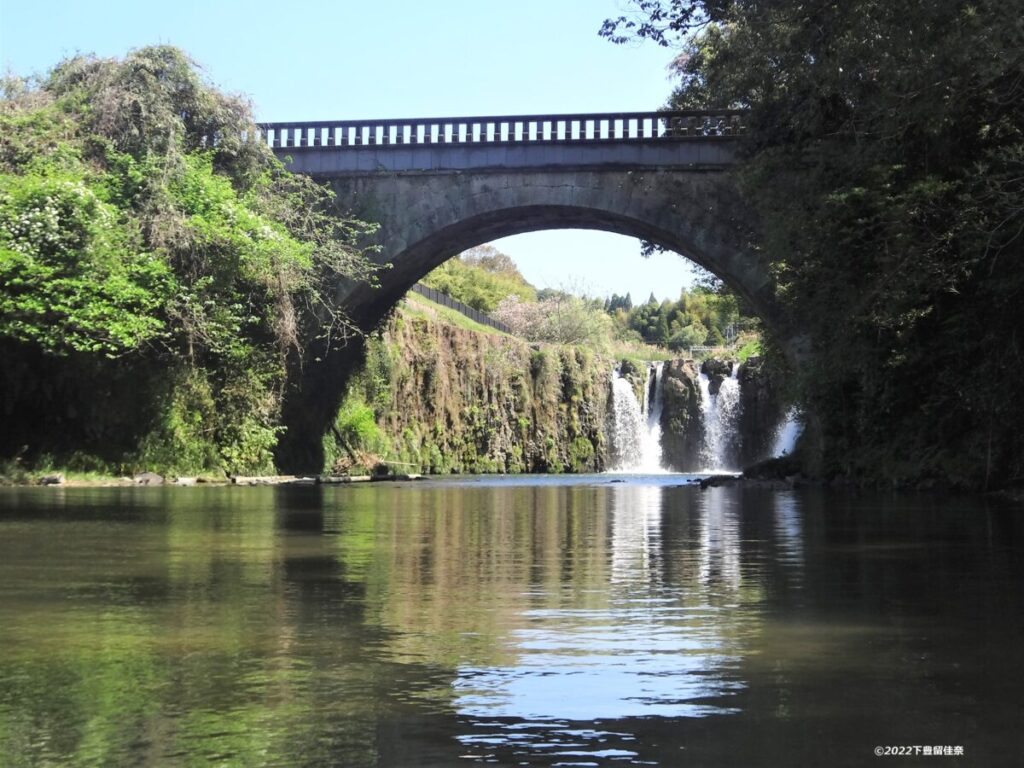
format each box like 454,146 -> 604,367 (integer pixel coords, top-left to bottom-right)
0,478 -> 1021,766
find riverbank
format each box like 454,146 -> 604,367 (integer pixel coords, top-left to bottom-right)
0,465 -> 426,488
5,464 -> 1020,507
692,455 -> 1024,506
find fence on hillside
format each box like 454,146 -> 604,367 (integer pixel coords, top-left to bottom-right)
409,284 -> 512,335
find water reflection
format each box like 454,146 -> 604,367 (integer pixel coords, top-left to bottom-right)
772,492 -> 805,571
450,484 -> 753,763
0,483 -> 1021,766
697,488 -> 742,591
610,483 -> 663,586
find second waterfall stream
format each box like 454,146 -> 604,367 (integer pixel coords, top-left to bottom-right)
697,362 -> 741,472
608,362 -> 665,473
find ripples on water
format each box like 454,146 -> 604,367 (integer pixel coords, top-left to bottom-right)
0,478 -> 1021,766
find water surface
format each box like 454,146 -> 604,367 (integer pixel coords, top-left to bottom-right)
0,478 -> 1021,766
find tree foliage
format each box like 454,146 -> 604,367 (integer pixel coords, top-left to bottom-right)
605,1 -> 1024,488
0,47 -> 374,473
607,285 -> 750,349
494,292 -> 615,351
421,245 -> 535,312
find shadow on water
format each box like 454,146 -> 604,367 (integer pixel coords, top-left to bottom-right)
0,481 -> 1021,766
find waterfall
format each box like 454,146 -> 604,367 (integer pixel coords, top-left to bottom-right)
771,407 -> 802,458
608,363 -> 665,473
609,374 -> 645,470
698,363 -> 742,471
641,362 -> 665,472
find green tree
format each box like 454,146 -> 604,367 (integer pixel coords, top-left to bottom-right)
604,1 -> 1024,488
668,322 -> 707,351
613,284 -> 746,349
0,47 -> 374,474
421,246 -> 535,312
605,292 -> 633,313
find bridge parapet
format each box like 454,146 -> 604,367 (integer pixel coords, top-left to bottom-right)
256,110 -> 746,150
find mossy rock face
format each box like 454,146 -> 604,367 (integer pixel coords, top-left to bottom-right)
736,357 -> 787,466
324,310 -> 612,475
660,359 -> 704,472
568,436 -> 596,472
619,359 -> 642,378
701,358 -> 733,377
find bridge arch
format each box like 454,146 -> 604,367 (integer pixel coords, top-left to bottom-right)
329,169 -> 783,337
264,111 -> 804,471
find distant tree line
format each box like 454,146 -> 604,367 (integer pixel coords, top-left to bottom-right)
604,288 -> 754,350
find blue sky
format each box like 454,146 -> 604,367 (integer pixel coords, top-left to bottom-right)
0,0 -> 698,300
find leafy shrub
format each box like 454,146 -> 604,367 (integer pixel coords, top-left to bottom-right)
0,47 -> 375,473
421,245 -> 535,312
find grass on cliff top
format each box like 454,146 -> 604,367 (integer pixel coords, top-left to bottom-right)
400,293 -> 513,337
402,291 -> 680,364
613,342 -> 673,365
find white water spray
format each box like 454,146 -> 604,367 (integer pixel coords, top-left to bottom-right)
609,374 -> 645,470
771,407 -> 803,458
698,363 -> 742,471
608,363 -> 665,473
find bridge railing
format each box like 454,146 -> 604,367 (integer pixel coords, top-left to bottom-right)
255,110 -> 746,150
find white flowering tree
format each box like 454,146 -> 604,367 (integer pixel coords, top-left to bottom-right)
494,293 -> 613,351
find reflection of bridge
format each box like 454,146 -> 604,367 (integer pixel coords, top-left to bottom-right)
261,111 -> 797,472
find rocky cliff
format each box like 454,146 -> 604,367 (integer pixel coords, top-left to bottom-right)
326,306 -> 788,477
736,356 -> 787,466
659,359 -> 705,472
325,309 -> 611,474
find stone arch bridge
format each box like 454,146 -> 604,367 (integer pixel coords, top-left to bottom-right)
259,111 -> 791,471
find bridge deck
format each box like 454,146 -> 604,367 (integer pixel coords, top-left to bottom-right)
257,110 -> 743,174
